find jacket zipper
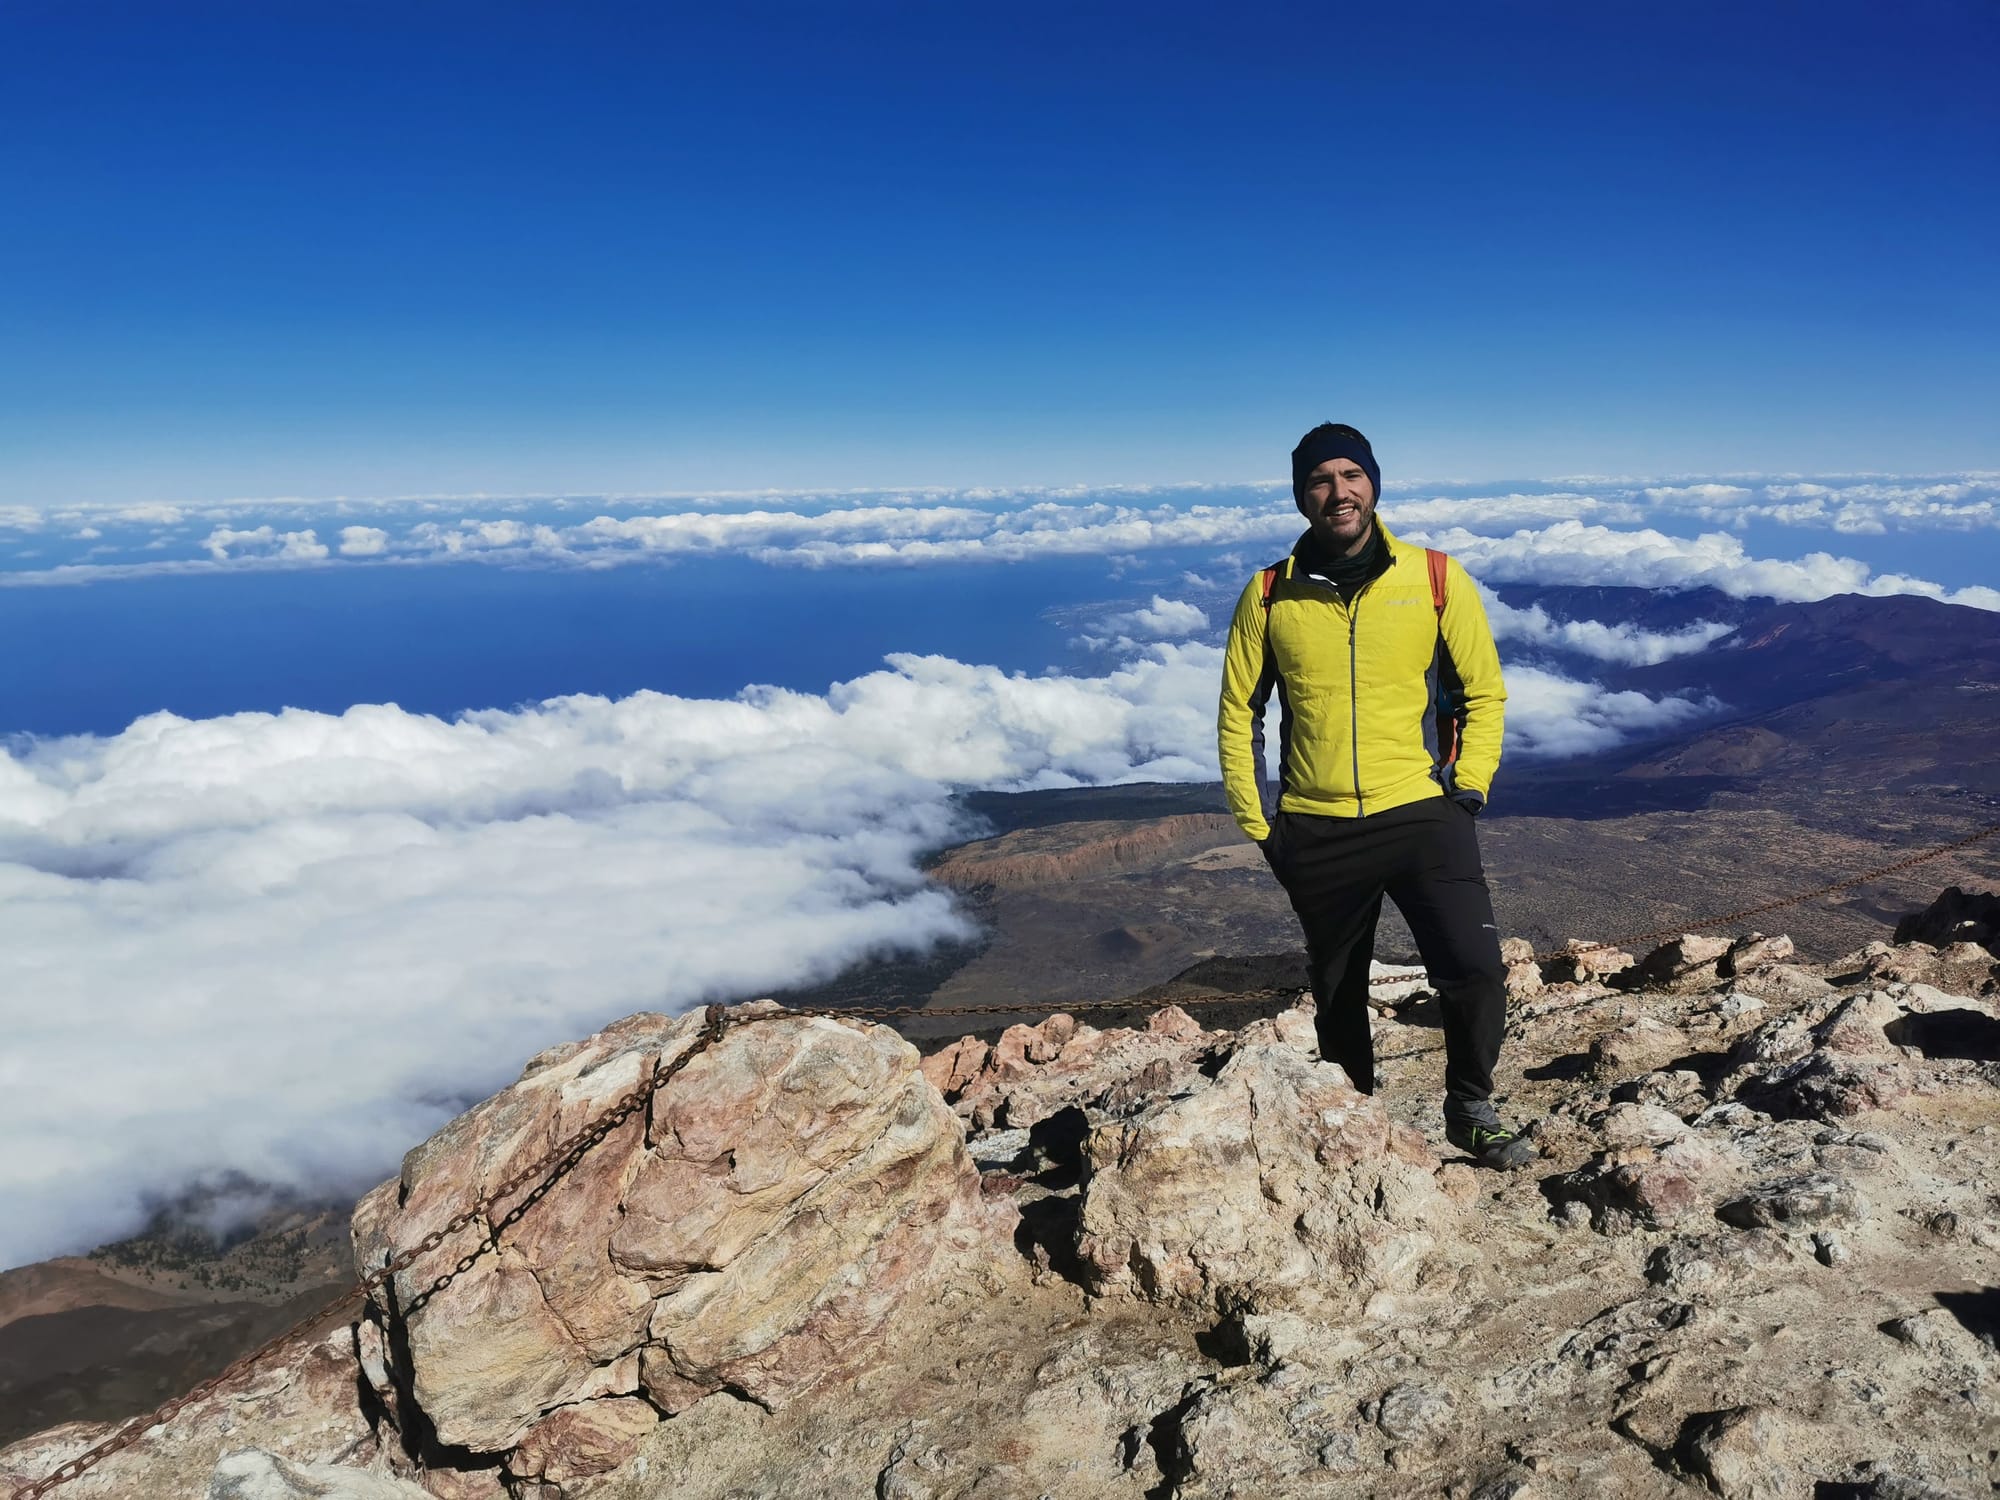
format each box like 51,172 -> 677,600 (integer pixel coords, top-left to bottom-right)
1347,603 -> 1363,816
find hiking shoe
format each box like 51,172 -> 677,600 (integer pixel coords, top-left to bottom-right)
1445,1118 -> 1537,1171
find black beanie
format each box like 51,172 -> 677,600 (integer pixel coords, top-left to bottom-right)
1291,423 -> 1381,504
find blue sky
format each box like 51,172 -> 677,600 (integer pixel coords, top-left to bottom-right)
5,1 -> 1997,504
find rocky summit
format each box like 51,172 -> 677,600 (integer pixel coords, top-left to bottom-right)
5,890 -> 2000,1499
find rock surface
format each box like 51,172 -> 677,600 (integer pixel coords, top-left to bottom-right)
0,1325 -> 375,1499
208,1449 -> 434,1499
351,1003 -> 1010,1459
1073,1021 -> 1459,1316
7,887 -> 2000,1499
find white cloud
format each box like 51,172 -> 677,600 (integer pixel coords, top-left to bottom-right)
1105,596 -> 1209,638
201,525 -> 330,562
8,475 -> 1998,614
1501,665 -> 1722,760
1390,493 -> 1644,532
1482,590 -> 1736,666
1642,483 -> 1754,505
338,526 -> 389,557
0,636 -> 1706,1268
1400,520 -> 2000,613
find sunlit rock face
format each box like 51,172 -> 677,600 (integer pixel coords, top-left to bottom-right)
349,1002 -> 1008,1456
1072,1021 -> 1466,1319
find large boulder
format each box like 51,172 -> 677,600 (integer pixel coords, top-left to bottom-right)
1627,934 -> 1732,991
1551,1104 -> 1741,1234
1546,939 -> 1635,986
1073,1021 -> 1462,1317
351,1003 -> 1007,1460
1893,886 -> 1999,956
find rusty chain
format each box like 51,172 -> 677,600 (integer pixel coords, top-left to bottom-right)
8,1006 -> 731,1500
1525,818 -> 2000,967
11,818 -> 1997,1499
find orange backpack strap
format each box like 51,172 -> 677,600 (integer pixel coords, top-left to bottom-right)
1425,547 -> 1449,617
1259,564 -> 1280,609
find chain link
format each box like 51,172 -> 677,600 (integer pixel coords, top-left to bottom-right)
1521,819 -> 2000,966
11,818 -> 1996,1499
9,1006 -> 731,1500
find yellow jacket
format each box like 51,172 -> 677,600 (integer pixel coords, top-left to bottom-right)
1216,521 -> 1506,840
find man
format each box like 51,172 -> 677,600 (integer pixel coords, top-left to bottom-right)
1216,422 -> 1533,1169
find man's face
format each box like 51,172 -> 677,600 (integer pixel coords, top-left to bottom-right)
1296,457 -> 1377,557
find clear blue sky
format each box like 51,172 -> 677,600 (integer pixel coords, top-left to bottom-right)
4,1 -> 1996,502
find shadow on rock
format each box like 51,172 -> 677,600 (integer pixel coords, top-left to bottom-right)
1027,1104 -> 1090,1187
1884,1008 -> 2000,1062
1935,1287 -> 2000,1344
1524,1051 -> 1592,1082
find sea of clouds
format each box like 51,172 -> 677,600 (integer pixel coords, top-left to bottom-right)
5,471 -> 1997,610
3,470 -> 1994,1267
1,630 -> 1715,1267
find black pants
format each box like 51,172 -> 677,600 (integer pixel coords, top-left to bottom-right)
1264,798 -> 1506,1127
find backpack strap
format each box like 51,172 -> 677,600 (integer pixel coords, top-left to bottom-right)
1425,547 -> 1449,617
1259,564 -> 1281,609
1426,547 -> 1462,767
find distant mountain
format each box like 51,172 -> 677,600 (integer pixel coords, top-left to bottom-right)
1505,589 -> 2000,816
1490,581 -> 1768,637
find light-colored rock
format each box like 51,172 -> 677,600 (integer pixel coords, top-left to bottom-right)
578,1390 -> 770,1500
1721,932 -> 1795,977
1598,1102 -> 1696,1150
1631,934 -> 1732,988
1371,1381 -> 1455,1444
1147,1003 -> 1207,1043
1026,1012 -> 1077,1062
1677,1405 -> 1810,1499
1646,1231 -> 1793,1294
919,1035 -> 990,1099
1731,964 -> 1835,1005
1553,1146 -> 1706,1233
1817,992 -> 1903,1059
351,1004 -> 1004,1455
1879,1308 -> 1966,1352
1368,960 -> 1431,1007
1897,981 -> 1991,1015
1549,939 -> 1635,984
946,1009 -> 1218,1130
1074,1027 -> 1458,1315
1160,1373 -> 1363,1497
506,1398 -> 659,1491
1717,1172 -> 1864,1230
0,1328 -> 375,1500
1591,1017 -> 1690,1076
209,1449 -> 433,1500
1723,996 -> 1920,1120
1616,1068 -> 1706,1115
19,883 -> 2000,1500
1504,940 -> 1544,1000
